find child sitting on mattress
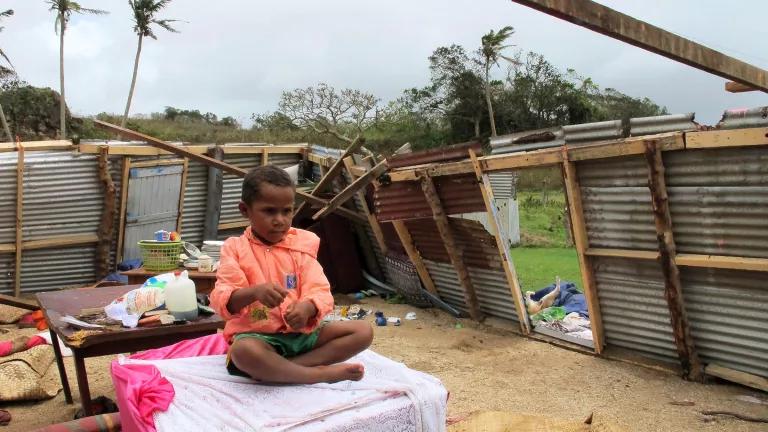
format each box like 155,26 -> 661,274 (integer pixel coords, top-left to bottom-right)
210,165 -> 373,384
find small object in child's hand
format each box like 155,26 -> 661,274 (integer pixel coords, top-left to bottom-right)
387,317 -> 401,326
250,306 -> 271,321
374,311 -> 387,326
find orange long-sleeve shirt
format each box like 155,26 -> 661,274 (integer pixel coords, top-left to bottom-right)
210,227 -> 334,342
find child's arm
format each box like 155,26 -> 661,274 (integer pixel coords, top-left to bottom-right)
289,256 -> 334,330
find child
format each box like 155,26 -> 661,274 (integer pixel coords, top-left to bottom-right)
210,165 -> 373,384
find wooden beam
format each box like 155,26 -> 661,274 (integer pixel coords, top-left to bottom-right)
14,144 -> 24,297
298,192 -> 368,224
420,174 -> 483,320
307,153 -> 332,167
176,158 -> 189,233
562,152 -> 605,353
725,81 -> 758,93
129,158 -> 186,168
585,248 -> 659,260
347,165 -> 368,177
312,160 -> 388,220
204,146 -> 225,241
116,157 -> 131,265
685,127 -> 768,149
705,364 -> 768,392
78,143 -> 210,156
644,140 -> 702,381
675,254 -> 768,272
0,293 -> 39,310
469,149 -> 530,334
261,148 -> 269,166
0,140 -> 73,152
220,145 -> 307,154
391,220 -> 438,295
509,0 -> 768,92
568,132 -> 684,161
218,220 -> 249,231
343,157 -> 389,256
96,147 -> 116,279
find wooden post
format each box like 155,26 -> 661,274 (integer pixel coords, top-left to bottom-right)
176,158 -> 189,233
342,157 -> 389,256
644,140 -> 702,381
420,174 -> 483,320
391,220 -> 439,295
468,150 -> 530,334
312,159 -> 389,220
562,152 -> 605,353
96,146 -> 116,279
116,157 -> 131,265
14,144 -> 24,296
204,146 -> 225,241
261,148 -> 269,166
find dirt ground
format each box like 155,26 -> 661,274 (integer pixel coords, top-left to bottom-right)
3,297 -> 767,432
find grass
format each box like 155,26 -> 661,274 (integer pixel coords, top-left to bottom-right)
510,247 -> 582,293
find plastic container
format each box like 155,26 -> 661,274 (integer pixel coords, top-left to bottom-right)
164,271 -> 199,321
198,254 -> 213,272
138,240 -> 183,271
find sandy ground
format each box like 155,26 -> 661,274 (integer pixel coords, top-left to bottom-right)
3,297 -> 767,432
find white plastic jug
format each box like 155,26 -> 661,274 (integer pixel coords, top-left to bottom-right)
164,270 -> 199,321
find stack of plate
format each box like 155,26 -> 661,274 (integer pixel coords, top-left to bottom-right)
201,240 -> 224,262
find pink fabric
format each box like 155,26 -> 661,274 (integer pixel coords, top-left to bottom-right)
111,334 -> 228,432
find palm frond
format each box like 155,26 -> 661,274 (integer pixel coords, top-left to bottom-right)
78,7 -> 109,15
0,48 -> 13,69
153,18 -> 180,33
0,9 -> 13,19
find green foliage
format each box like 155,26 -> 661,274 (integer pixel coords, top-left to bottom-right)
0,83 -> 76,140
517,190 -> 570,248
46,0 -> 108,34
510,247 -> 581,292
129,0 -> 180,39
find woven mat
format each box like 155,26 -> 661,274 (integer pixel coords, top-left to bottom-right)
0,304 -> 28,324
0,344 -> 61,402
449,411 -> 627,432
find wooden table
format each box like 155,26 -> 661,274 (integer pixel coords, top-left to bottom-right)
121,267 -> 218,294
37,285 -> 223,416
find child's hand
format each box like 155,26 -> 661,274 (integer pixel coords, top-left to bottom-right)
284,300 -> 317,330
251,283 -> 289,308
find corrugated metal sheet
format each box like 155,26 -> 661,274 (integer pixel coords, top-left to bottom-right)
564,120 -> 623,145
630,113 -> 696,136
680,267 -> 768,378
490,127 -> 565,154
488,172 -> 516,199
20,246 -> 97,292
717,106 -> 768,129
181,161 -> 208,246
577,156 -> 657,250
592,256 -> 678,364
0,152 -> 20,244
387,141 -> 481,169
424,260 -> 519,324
375,174 -> 485,221
405,218 -> 500,269
665,147 -> 768,258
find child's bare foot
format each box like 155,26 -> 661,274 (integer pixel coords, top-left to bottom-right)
317,363 -> 365,383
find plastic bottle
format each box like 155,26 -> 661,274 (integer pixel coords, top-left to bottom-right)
164,271 -> 199,321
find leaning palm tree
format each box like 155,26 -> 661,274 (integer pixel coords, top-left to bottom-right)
0,9 -> 15,141
121,0 -> 180,128
479,26 -> 515,137
46,1 -> 108,139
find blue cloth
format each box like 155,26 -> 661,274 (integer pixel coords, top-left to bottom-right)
530,281 -> 589,317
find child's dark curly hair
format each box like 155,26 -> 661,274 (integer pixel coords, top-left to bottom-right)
241,165 -> 294,205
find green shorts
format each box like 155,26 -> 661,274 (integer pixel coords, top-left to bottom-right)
226,329 -> 321,377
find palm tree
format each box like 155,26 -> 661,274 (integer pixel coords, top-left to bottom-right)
121,0 -> 180,128
0,9 -> 15,142
479,26 -> 515,137
46,1 -> 108,139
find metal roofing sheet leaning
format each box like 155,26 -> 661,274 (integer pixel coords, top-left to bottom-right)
577,156 -> 657,250
717,106 -> 768,129
564,120 -> 623,146
592,256 -> 678,364
405,218 -> 500,269
181,161 -> 209,246
629,113 -> 697,136
20,245 -> 97,293
374,174 -> 485,221
680,266 -> 768,378
665,147 -> 768,259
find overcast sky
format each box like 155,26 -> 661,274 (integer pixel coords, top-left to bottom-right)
3,0 -> 767,126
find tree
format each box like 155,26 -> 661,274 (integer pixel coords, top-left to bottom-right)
121,0 -> 180,128
0,8 -> 15,141
477,26 -> 515,137
46,1 -> 108,139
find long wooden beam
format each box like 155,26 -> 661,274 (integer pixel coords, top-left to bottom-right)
725,81 -> 757,93
312,160 -> 388,220
686,127 -> 768,149
644,140 -> 702,381
343,157 -> 389,256
0,140 -> 73,153
96,147 -> 116,279
509,0 -> 768,92
14,144 -> 24,296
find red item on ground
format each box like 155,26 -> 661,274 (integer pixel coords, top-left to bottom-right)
0,335 -> 47,357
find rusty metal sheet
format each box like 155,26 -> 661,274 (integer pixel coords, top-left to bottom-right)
387,141 -> 482,169
374,174 -> 485,221
404,218 -> 499,269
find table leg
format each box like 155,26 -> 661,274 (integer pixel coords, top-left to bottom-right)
48,330 -> 73,404
73,351 -> 93,416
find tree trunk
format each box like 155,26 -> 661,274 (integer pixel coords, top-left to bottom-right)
0,103 -> 12,142
121,35 -> 143,128
59,14 -> 66,139
485,64 -> 497,137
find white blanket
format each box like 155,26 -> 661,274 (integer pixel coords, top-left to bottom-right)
125,350 -> 448,432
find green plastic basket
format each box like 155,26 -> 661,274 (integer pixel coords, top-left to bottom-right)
138,241 -> 183,271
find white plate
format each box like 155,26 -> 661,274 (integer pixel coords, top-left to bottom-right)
203,240 -> 224,247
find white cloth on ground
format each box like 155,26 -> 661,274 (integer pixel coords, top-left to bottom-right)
124,349 -> 448,432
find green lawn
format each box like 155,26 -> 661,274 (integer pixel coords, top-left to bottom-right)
509,247 -> 582,293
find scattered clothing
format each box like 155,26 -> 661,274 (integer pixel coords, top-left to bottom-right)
529,281 -> 589,317
0,335 -> 46,357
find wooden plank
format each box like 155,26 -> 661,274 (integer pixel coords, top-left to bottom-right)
312,160 -> 388,220
298,192 -> 368,224
79,143 -> 210,156
176,158 -> 189,233
130,158 -> 186,168
218,220 -> 249,231
509,0 -> 768,92
96,147 -> 116,279
0,234 -> 100,254
675,254 -> 768,272
347,165 -> 368,177
116,157 -> 131,265
420,174 -> 483,320
568,132 -> 684,161
468,149 -> 530,334
562,153 -> 605,353
220,145 -> 307,154
725,81 -> 757,93
586,248 -> 659,260
343,157 -> 389,256
307,153 -> 331,167
0,140 -> 73,152
261,148 -> 269,166
0,293 -> 39,310
644,140 -> 702,381
705,364 -> 768,392
685,127 -> 768,149
14,144 -> 24,297
391,220 -> 438,295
